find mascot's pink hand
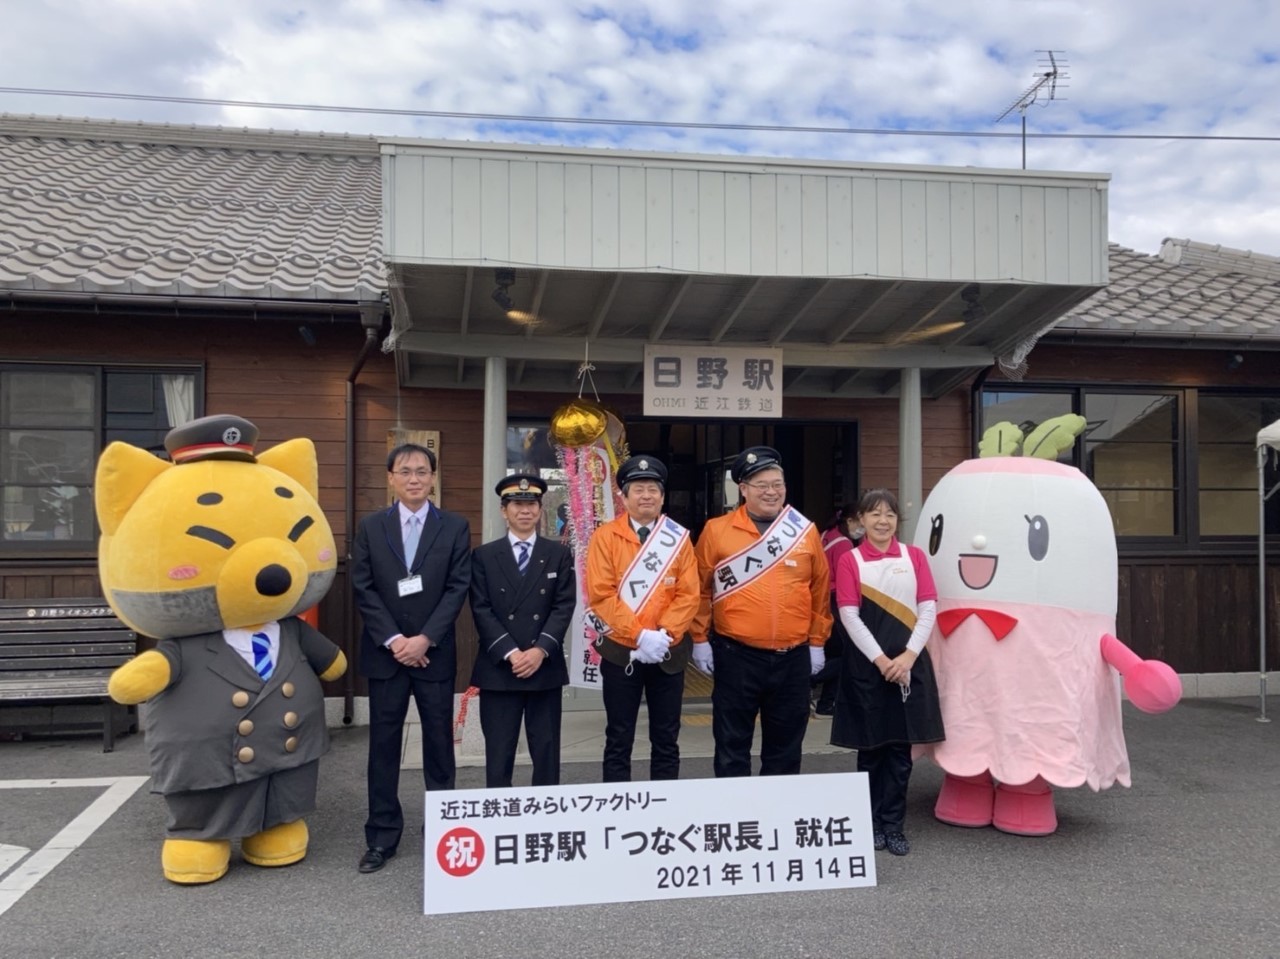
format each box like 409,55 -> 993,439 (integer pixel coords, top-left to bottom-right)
107,649 -> 172,705
1100,633 -> 1182,714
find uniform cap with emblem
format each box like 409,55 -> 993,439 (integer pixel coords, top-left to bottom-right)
164,414 -> 259,464
495,473 -> 547,501
616,454 -> 668,490
731,445 -> 783,484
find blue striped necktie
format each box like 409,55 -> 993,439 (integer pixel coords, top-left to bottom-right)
517,541 -> 530,575
251,631 -> 274,680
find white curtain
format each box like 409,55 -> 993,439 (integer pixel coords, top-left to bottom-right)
161,373 -> 196,428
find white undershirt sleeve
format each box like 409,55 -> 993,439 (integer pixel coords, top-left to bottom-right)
839,606 -> 885,663
906,600 -> 937,655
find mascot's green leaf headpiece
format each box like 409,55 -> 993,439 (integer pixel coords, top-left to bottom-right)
978,413 -> 1087,459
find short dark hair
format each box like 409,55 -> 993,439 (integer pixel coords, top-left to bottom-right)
856,488 -> 899,517
823,502 -> 860,533
387,443 -> 436,472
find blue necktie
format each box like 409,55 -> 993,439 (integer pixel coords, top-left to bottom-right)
404,514 -> 422,564
251,631 -> 274,681
517,541 -> 530,575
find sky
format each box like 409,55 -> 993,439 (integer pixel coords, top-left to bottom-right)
2,0 -> 1278,256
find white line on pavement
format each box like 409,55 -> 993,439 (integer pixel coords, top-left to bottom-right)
0,776 -> 150,918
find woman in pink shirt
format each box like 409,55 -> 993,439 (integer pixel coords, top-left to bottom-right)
831,489 -> 944,857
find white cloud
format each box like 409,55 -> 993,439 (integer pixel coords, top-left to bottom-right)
2,0 -> 1278,253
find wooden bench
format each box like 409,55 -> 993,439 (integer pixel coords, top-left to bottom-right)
0,598 -> 138,752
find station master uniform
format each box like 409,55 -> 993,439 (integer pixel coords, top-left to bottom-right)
469,474 -> 576,787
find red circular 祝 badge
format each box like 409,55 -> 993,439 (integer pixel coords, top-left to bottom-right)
436,827 -> 485,877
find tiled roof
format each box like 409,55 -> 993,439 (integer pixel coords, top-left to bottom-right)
1158,236 -> 1280,283
0,115 -> 385,301
1055,241 -> 1280,341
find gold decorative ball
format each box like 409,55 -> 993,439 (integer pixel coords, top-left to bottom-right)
549,399 -> 609,447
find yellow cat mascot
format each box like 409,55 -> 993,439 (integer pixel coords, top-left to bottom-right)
98,414 -> 346,884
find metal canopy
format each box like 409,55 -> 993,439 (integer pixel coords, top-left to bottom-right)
389,265 -> 1097,398
380,139 -> 1110,399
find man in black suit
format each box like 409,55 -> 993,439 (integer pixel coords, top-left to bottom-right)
351,443 -> 471,873
469,474 -> 575,788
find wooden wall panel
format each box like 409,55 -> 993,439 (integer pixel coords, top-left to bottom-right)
1115,558 -> 1280,673
999,344 -> 1280,389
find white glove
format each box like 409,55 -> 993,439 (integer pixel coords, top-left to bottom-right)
809,646 -> 826,676
635,629 -> 670,664
692,642 -> 714,675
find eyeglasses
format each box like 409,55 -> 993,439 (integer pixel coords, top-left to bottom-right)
744,480 -> 786,493
393,469 -> 432,479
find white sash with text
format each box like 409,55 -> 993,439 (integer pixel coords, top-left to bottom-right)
711,507 -> 813,602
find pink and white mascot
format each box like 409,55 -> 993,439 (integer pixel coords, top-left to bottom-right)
914,420 -> 1181,836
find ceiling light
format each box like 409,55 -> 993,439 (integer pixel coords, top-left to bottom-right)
491,286 -> 514,312
491,268 -> 516,312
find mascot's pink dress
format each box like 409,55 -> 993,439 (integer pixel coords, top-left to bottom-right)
913,457 -> 1180,835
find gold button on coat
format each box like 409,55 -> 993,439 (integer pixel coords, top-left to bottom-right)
284,737 -> 299,753
237,746 -> 255,763
232,691 -> 250,708
283,711 -> 299,729
281,682 -> 295,698
237,719 -> 254,736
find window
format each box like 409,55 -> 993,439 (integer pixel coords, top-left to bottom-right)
1,366 -> 199,549
1198,396 -> 1280,537
506,423 -> 567,540
979,384 -> 1280,546
1085,393 -> 1178,536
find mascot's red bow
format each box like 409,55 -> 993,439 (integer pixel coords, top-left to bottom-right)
936,608 -> 1018,640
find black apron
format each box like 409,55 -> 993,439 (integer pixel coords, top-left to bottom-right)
830,581 -> 945,751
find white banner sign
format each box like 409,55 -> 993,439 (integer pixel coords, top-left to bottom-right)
643,345 -> 783,419
567,600 -> 602,689
423,773 -> 875,914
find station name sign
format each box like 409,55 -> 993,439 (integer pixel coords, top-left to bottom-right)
643,345 -> 783,419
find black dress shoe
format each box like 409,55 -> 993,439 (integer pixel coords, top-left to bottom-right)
884,831 -> 911,857
358,846 -> 396,873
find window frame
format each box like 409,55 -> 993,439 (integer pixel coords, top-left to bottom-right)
0,361 -> 204,558
978,382 -> 1280,553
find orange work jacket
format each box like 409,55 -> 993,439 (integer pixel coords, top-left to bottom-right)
692,504 -> 832,651
585,513 -> 701,649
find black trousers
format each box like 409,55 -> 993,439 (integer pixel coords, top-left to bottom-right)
365,670 -> 454,851
857,743 -> 913,833
478,687 -> 563,788
600,658 -> 684,782
710,636 -> 810,778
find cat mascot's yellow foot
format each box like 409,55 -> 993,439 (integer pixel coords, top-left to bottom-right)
241,819 -> 309,868
161,839 -> 232,884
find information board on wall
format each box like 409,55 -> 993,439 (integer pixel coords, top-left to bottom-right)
642,345 -> 783,419
423,773 -> 875,915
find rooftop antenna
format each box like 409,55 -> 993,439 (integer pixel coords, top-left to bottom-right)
994,50 -> 1069,169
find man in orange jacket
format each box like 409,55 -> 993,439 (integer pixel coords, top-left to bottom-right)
586,455 -> 700,781
692,446 -> 831,777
